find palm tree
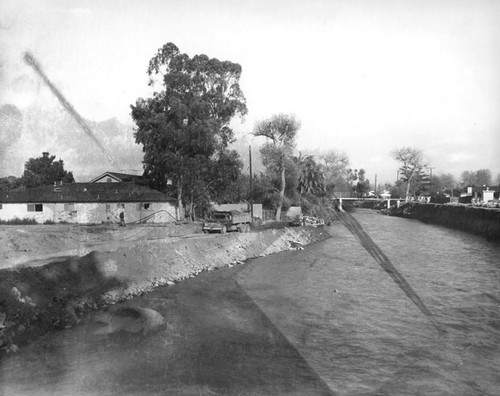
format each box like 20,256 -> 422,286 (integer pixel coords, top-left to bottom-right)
295,153 -> 325,196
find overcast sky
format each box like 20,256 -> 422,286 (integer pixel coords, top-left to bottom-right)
1,0 -> 499,184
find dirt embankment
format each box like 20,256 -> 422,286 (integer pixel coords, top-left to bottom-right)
0,225 -> 329,353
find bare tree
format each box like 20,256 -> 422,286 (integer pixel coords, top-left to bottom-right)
253,114 -> 300,220
392,147 -> 427,201
317,150 -> 352,194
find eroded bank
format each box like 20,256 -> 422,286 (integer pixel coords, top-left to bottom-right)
0,226 -> 329,353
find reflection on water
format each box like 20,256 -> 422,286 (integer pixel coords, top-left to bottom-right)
237,210 -> 500,395
1,209 -> 499,395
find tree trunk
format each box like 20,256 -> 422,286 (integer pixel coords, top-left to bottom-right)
177,177 -> 184,220
405,172 -> 414,202
190,189 -> 195,221
276,159 -> 285,221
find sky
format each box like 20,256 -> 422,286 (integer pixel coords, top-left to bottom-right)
1,0 -> 499,185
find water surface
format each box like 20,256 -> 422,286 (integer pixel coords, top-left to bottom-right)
1,209 -> 499,395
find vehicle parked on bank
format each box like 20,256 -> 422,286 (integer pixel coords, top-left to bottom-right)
203,210 -> 251,234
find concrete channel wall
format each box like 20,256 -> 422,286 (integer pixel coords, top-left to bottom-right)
0,226 -> 329,353
389,203 -> 500,241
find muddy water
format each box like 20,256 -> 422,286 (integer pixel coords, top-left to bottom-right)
238,210 -> 500,395
1,209 -> 500,395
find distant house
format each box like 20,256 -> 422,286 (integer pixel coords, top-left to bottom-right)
379,190 -> 391,199
89,171 -> 143,184
462,186 -> 499,202
0,182 -> 177,224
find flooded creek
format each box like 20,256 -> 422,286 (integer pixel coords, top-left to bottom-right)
1,209 -> 500,395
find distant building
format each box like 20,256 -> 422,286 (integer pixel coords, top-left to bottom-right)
461,186 -> 499,202
379,190 -> 391,199
89,171 -> 143,184
0,182 -> 177,224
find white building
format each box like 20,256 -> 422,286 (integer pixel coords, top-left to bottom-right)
0,181 -> 177,224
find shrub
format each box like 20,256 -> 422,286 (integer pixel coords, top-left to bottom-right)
0,217 -> 38,225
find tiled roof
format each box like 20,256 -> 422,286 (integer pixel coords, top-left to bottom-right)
0,183 -> 171,204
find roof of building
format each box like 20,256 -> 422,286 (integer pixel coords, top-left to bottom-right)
0,183 -> 171,204
89,171 -> 143,183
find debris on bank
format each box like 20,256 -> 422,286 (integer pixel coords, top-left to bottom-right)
0,226 -> 329,354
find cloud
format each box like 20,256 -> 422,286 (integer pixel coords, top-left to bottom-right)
447,152 -> 475,163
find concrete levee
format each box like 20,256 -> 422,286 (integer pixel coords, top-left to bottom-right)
389,203 -> 500,240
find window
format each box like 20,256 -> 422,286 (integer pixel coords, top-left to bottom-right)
64,203 -> 75,212
143,203 -> 150,210
138,203 -> 151,210
27,203 -> 43,212
106,177 -> 112,183
106,204 -> 111,211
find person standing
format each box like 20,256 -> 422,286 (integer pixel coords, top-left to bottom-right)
119,208 -> 126,227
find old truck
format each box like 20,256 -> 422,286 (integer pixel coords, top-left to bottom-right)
202,210 -> 251,234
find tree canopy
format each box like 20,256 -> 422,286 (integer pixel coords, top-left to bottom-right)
460,169 -> 492,187
22,152 -> 75,188
131,42 -> 247,219
392,146 -> 427,201
294,153 -> 325,196
253,113 -> 300,220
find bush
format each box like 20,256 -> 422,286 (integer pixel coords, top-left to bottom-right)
0,217 -> 38,225
301,195 -> 340,224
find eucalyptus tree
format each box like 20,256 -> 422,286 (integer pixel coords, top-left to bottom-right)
131,42 -> 247,219
253,114 -> 300,221
392,146 -> 427,201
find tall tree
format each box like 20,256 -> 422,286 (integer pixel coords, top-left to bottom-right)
435,173 -> 456,195
460,169 -> 492,187
392,147 -> 427,201
253,114 -> 300,221
21,152 -> 74,188
131,43 -> 247,219
460,170 -> 475,188
317,150 -> 352,195
475,169 -> 492,186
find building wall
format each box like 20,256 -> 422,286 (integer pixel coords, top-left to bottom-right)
483,191 -> 495,201
0,203 -> 56,223
93,176 -> 120,183
0,201 -> 177,224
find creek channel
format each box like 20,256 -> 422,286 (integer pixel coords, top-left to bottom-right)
1,209 -> 500,395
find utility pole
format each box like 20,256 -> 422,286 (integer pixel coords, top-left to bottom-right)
374,173 -> 377,194
427,166 -> 435,193
428,167 -> 435,179
249,145 -> 253,220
